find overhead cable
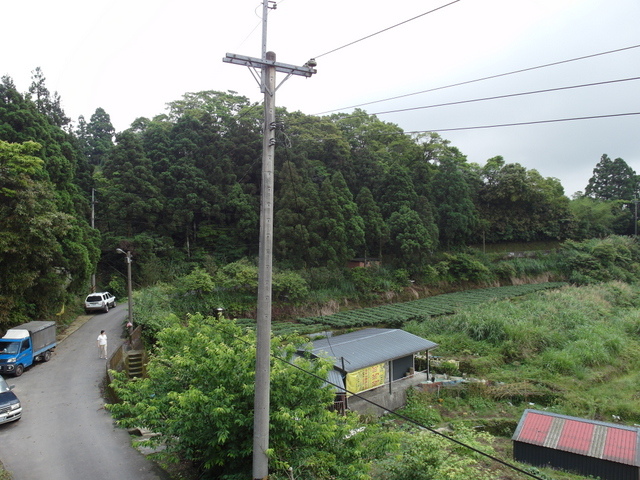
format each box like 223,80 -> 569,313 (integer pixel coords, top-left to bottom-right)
315,43 -> 640,115
313,0 -> 461,60
367,76 -> 640,117
275,351 -> 548,480
213,319 -> 547,479
403,111 -> 640,134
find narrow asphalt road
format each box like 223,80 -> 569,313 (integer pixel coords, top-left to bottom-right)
0,306 -> 168,480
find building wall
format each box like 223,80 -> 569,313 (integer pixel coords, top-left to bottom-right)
514,441 -> 639,480
347,371 -> 429,416
392,356 -> 414,381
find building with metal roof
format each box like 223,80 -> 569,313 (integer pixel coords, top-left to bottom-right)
300,328 -> 438,415
513,409 -> 640,480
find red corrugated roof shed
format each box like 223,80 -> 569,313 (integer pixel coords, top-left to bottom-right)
513,409 -> 640,467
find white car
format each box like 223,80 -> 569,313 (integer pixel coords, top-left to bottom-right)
84,292 -> 117,314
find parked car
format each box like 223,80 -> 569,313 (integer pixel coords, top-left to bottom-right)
0,375 -> 22,425
84,292 -> 116,314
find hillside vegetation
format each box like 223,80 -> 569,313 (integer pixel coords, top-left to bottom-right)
406,280 -> 640,423
4,68 -> 640,479
106,236 -> 640,479
2,72 -> 640,329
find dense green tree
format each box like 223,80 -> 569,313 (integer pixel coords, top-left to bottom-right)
1,76 -> 75,193
283,112 -> 351,184
569,196 -> 628,239
217,183 -> 259,259
28,67 -> 71,128
412,132 -> 449,199
81,107 -> 115,166
0,140 -> 98,325
332,110 -> 418,164
356,186 -> 387,259
100,131 -> 162,237
0,76 -> 98,320
332,110 -> 418,194
585,154 -> 637,201
431,157 -> 478,247
274,160 -> 318,267
377,167 -> 418,220
108,314 -> 374,479
477,157 -> 571,242
166,90 -> 254,127
308,176 -> 353,267
331,171 -> 365,256
387,205 -> 437,265
415,195 -> 440,251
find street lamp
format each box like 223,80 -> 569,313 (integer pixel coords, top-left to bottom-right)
116,249 -> 133,327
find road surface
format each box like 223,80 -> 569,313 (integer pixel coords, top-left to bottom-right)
0,306 -> 168,480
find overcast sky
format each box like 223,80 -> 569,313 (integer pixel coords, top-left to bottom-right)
4,0 -> 639,196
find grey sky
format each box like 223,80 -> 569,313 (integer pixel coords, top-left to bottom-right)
4,0 -> 639,196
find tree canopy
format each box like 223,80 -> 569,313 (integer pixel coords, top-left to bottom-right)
585,154 -> 638,201
108,314 -> 376,479
0,75 -> 98,327
1,69 -> 636,323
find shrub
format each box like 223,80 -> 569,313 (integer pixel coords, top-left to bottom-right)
397,390 -> 443,427
107,275 -> 126,299
130,284 -> 178,343
491,261 -> 516,281
272,270 -> 309,303
558,236 -> 640,284
440,253 -> 493,283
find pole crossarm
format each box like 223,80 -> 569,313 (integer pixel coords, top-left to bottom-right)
223,53 -> 317,77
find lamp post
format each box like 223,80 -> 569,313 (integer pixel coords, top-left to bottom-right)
116,249 -> 133,327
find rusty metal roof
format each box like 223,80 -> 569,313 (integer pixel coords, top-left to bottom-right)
513,409 -> 640,466
303,328 -> 437,373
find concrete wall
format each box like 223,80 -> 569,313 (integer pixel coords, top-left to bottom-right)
347,371 -> 429,416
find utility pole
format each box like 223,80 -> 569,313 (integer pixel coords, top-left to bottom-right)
91,188 -> 96,292
635,196 -> 638,237
223,2 -> 316,478
116,249 -> 134,327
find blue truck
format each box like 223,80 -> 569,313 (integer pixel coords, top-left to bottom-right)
0,321 -> 57,377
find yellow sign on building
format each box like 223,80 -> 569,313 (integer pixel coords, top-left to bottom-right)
346,363 -> 386,396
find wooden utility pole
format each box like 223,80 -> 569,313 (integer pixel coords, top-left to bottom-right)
223,3 -> 316,478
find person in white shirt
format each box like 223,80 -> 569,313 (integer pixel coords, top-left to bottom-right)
97,330 -> 108,359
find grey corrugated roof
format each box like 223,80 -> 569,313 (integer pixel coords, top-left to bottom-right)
303,328 -> 437,373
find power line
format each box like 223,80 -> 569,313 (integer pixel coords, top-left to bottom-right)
368,76 -> 640,118
313,0 -> 461,60
404,111 -> 640,134
219,321 -> 549,480
273,350 -> 549,480
315,43 -> 640,115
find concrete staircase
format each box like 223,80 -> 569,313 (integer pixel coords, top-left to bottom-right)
125,350 -> 145,378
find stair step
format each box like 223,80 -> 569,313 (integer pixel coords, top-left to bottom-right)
125,349 -> 146,378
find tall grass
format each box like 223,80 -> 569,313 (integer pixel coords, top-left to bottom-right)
405,281 -> 640,422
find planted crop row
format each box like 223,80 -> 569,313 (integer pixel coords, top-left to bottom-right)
297,282 -> 566,330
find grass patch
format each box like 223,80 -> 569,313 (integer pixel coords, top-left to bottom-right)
405,281 -> 640,433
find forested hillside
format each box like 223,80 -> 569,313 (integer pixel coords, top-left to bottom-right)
1,70 -> 639,327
